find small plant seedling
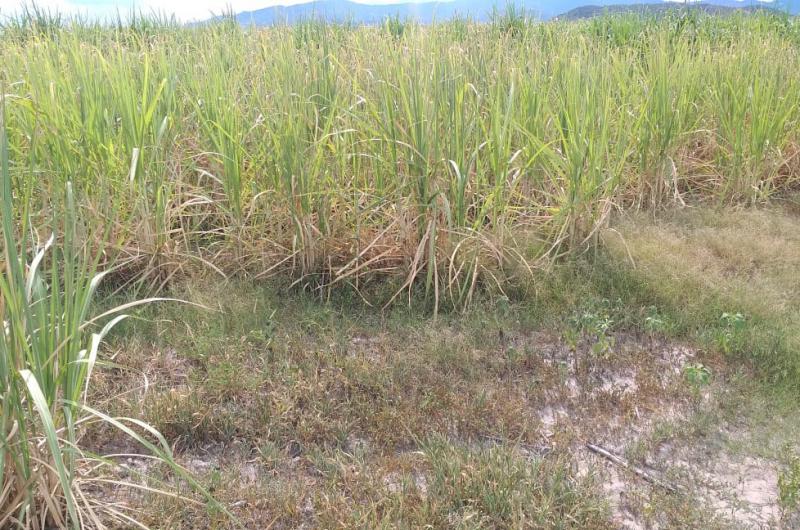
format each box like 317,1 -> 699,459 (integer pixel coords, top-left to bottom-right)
563,325 -> 580,353
720,312 -> 746,329
257,441 -> 283,470
644,306 -> 668,335
568,310 -> 615,358
246,309 -> 277,346
495,294 -> 511,317
716,312 -> 746,354
505,346 -> 524,364
683,363 -> 712,387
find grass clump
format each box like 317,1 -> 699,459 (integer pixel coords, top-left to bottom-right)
0,114 -> 220,528
418,440 -> 608,528
311,439 -> 609,528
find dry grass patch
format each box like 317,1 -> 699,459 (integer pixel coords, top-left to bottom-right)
604,207 -> 800,384
80,275 -> 744,527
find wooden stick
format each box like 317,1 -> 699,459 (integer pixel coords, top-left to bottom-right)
585,443 -> 678,493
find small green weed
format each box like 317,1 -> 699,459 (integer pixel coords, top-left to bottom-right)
683,363 -> 712,388
717,312 -> 746,354
566,304 -> 615,358
644,306 -> 669,335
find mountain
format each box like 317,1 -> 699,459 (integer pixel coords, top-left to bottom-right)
216,0 -> 797,25
228,0 -> 640,24
557,2 -> 781,20
232,0 -> 474,25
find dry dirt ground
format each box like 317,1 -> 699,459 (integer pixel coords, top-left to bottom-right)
88,206 -> 800,528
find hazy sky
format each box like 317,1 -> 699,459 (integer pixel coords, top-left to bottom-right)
0,0 -> 773,22
0,0 -> 432,21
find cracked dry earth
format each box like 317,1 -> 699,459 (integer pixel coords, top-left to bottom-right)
579,434 -> 786,529
402,330 -> 788,529
533,333 -> 787,530
98,327 -> 791,528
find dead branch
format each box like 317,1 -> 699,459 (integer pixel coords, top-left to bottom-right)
586,443 -> 678,494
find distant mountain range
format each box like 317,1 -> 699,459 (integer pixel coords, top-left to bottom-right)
217,0 -> 797,25
557,2 -> 781,19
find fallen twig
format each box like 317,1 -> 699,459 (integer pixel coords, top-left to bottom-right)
586,443 -> 678,493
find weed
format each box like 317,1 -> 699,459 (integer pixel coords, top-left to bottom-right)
644,306 -> 669,335
684,363 -> 712,388
398,438 -> 609,527
567,306 -> 616,359
717,312 -> 746,355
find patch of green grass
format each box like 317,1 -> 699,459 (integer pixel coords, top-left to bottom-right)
97,275 -> 635,525
307,438 -> 609,529
596,208 -> 800,390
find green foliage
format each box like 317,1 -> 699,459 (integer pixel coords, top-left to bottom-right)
717,312 -> 746,354
490,3 -> 532,37
599,209 -> 800,389
644,306 -> 669,335
0,114 -> 222,527
420,438 -> 608,527
0,13 -> 799,310
683,363 -> 712,388
566,303 -> 615,358
779,457 -> 800,511
1,2 -> 64,41
383,14 -> 406,40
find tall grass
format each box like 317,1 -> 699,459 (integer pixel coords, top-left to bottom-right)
0,109 -> 221,528
1,12 -> 799,308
